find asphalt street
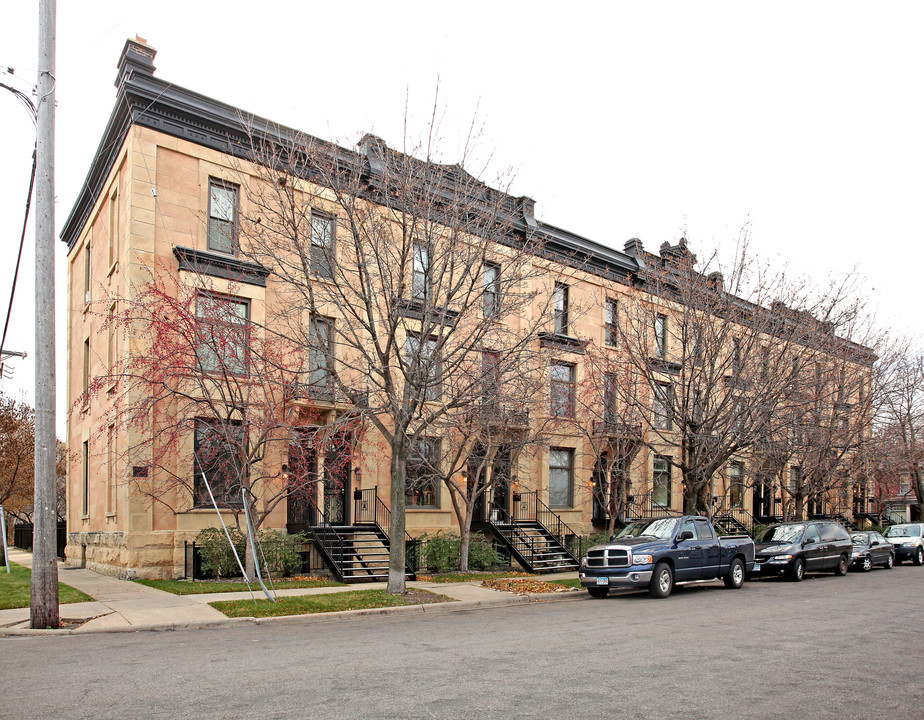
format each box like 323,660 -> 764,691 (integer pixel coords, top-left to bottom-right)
3,565 -> 921,720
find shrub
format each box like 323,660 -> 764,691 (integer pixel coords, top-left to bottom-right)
196,527 -> 245,578
195,527 -> 307,578
418,531 -> 504,572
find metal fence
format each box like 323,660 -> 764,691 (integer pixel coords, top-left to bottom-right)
13,522 -> 67,559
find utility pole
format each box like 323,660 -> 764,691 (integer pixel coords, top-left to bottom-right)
31,0 -> 58,629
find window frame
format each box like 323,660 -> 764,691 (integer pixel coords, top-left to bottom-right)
550,361 -> 576,418
605,298 -> 618,347
413,243 -> 430,300
653,454 -> 672,508
728,461 -> 745,507
308,314 -> 335,394
207,179 -> 239,256
553,282 -> 569,334
195,291 -> 251,376
193,417 -> 246,508
310,209 -> 336,280
406,437 -> 441,508
655,313 -> 667,358
548,447 -> 575,508
484,262 -> 501,317
652,381 -> 672,430
603,372 -> 619,425
407,332 -> 441,401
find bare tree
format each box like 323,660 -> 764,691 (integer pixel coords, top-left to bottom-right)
89,268 -> 330,578
0,394 -> 35,528
615,234 -> 871,516
237,125 -> 556,592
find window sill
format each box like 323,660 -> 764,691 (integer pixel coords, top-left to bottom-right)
406,506 -> 441,511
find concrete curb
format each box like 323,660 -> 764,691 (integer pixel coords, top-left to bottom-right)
0,588 -> 585,636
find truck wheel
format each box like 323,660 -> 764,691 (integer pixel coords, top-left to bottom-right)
914,548 -> 924,566
834,554 -> 849,576
587,587 -> 609,598
723,558 -> 745,589
649,562 -> 674,598
787,557 -> 805,582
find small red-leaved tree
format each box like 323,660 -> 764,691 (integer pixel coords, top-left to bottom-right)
88,267 -> 338,577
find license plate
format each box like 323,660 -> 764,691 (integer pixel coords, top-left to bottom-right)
595,576 -> 609,586
753,563 -> 761,572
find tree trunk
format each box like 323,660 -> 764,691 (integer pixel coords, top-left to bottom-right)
387,441 -> 408,594
459,506 -> 474,571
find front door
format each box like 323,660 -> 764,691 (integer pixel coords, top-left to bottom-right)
323,439 -> 351,525
492,448 -> 511,518
753,481 -> 772,519
287,433 -> 318,530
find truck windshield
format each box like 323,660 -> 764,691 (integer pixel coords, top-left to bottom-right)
615,518 -> 679,540
756,524 -> 805,544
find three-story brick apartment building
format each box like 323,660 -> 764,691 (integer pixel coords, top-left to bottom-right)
62,38 -> 875,579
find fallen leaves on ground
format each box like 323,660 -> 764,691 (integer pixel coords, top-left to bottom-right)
481,578 -> 578,595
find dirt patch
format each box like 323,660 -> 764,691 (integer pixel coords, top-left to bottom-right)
402,589 -> 453,605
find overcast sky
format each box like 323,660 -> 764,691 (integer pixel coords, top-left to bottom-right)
1,1 -> 923,436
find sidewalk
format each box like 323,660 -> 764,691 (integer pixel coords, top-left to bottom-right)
0,550 -> 582,636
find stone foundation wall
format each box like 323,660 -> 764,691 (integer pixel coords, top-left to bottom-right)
66,530 -> 194,580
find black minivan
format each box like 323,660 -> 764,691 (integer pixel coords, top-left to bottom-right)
753,521 -> 853,581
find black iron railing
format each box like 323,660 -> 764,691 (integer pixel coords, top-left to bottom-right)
352,487 -> 418,574
13,522 -> 67,559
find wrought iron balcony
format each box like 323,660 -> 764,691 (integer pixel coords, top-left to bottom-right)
466,401 -> 530,430
591,419 -> 643,440
288,381 -> 368,408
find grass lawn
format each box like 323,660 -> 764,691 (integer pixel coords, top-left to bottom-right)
416,571 -> 531,583
544,577 -> 582,589
210,588 -> 451,618
135,576 -> 345,595
0,562 -> 94,610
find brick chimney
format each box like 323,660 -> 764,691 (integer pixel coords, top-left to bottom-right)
115,36 -> 156,88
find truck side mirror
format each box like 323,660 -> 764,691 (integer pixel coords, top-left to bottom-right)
677,530 -> 694,542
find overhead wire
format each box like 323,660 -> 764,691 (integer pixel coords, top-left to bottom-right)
0,80 -> 38,364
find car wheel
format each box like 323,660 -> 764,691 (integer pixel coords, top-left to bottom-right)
649,562 -> 674,598
587,587 -> 609,598
914,548 -> 924,566
723,558 -> 745,589
884,553 -> 894,569
787,557 -> 805,582
834,554 -> 849,576
861,555 -> 872,572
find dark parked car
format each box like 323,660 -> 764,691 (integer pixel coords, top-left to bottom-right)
849,531 -> 894,571
753,521 -> 852,581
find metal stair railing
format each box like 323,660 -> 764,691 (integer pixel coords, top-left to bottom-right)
308,502 -> 348,582
510,491 -> 580,566
353,486 -> 417,577
486,499 -> 546,572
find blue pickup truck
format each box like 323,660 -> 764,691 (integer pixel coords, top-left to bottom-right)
579,516 -> 756,598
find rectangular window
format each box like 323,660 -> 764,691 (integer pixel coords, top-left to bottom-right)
308,315 -> 334,396
310,210 -> 335,279
732,337 -> 742,375
195,292 -> 249,375
553,282 -> 569,334
605,298 -> 618,347
82,440 -> 90,517
484,262 -> 500,317
482,350 -> 501,401
789,465 -> 802,492
106,424 -> 116,515
652,382 -> 672,430
108,190 -> 119,268
549,448 -> 574,508
208,180 -> 239,255
407,333 -> 440,401
107,302 -> 116,378
84,236 -> 91,305
550,361 -> 575,418
407,437 -> 440,507
83,338 -> 91,395
653,455 -> 672,507
194,418 -> 245,507
655,314 -> 667,358
413,244 -> 430,300
728,461 -> 744,507
603,373 -> 619,425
